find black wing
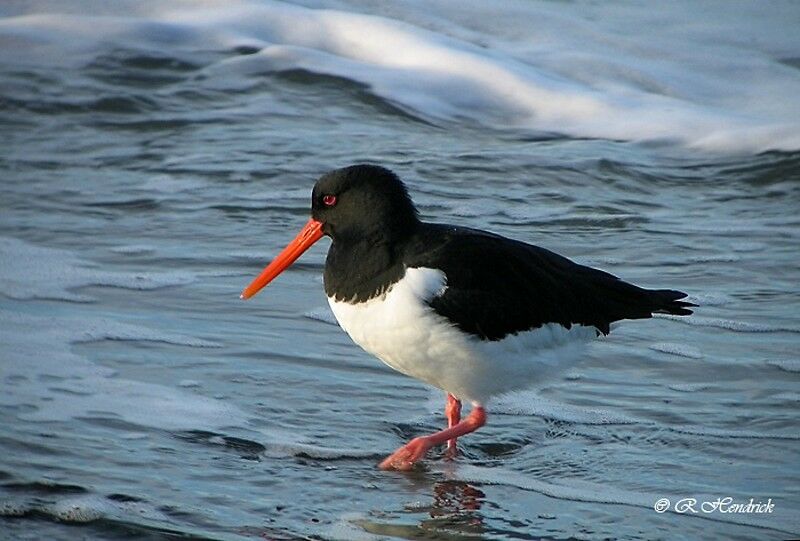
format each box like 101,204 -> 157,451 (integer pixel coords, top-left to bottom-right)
404,224 -> 694,341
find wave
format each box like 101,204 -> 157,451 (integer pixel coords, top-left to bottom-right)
0,237 -> 245,433
0,236 -> 195,302
452,464 -> 799,535
490,393 -> 639,425
176,429 -> 383,460
657,314 -> 800,334
648,342 -> 704,359
1,1 -> 798,152
303,306 -> 338,326
766,359 -> 800,373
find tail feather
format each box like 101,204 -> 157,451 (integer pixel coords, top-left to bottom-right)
573,267 -> 696,334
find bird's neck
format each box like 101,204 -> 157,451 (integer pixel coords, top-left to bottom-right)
323,233 -> 408,303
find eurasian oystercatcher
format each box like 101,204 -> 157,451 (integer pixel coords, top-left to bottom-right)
241,164 -> 694,471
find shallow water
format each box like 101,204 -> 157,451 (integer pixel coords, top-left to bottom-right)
1,1 -> 799,540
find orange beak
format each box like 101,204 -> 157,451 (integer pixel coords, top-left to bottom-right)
240,218 -> 324,300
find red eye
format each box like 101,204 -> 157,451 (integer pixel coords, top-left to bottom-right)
323,194 -> 337,207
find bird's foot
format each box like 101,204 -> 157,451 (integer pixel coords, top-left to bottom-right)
379,405 -> 486,471
379,436 -> 433,471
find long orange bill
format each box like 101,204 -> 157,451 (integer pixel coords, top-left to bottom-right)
240,218 -> 324,300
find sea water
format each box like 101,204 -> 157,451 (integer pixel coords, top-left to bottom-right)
1,1 -> 799,539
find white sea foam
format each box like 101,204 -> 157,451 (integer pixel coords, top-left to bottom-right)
47,497 -> 106,523
766,359 -> 800,373
452,464 -> 798,534
657,314 -> 800,334
109,244 -> 156,255
16,493 -> 172,525
687,254 -> 741,264
137,174 -> 207,194
1,1 -> 798,152
0,237 -> 195,302
668,383 -> 713,393
326,512 -> 386,541
455,464 -> 661,507
74,319 -> 222,348
265,442 -> 380,460
229,249 -> 278,261
0,238 -> 243,432
303,306 -> 338,326
773,392 -> 800,403
649,342 -> 704,359
667,425 -> 800,441
491,392 -> 639,425
0,312 -> 241,430
729,241 -> 766,253
0,501 -> 32,517
684,293 -> 734,307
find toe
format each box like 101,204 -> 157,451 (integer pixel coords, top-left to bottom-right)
378,437 -> 432,470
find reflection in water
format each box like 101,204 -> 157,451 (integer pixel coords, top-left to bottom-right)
432,480 -> 485,514
427,480 -> 486,534
357,478 -> 487,539
1,2 -> 798,539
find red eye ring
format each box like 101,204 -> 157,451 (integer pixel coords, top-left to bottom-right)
323,194 -> 337,207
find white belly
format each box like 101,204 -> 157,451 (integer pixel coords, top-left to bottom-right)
327,267 -> 596,404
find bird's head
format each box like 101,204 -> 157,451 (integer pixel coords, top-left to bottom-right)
240,164 -> 418,299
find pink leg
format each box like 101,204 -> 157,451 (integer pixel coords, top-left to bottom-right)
445,393 -> 462,458
379,405 -> 486,471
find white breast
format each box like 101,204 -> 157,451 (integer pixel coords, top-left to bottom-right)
327,267 -> 595,404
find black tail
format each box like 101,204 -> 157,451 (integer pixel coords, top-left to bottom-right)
569,263 -> 697,334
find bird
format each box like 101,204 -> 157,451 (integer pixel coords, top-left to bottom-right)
240,164 -> 695,471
